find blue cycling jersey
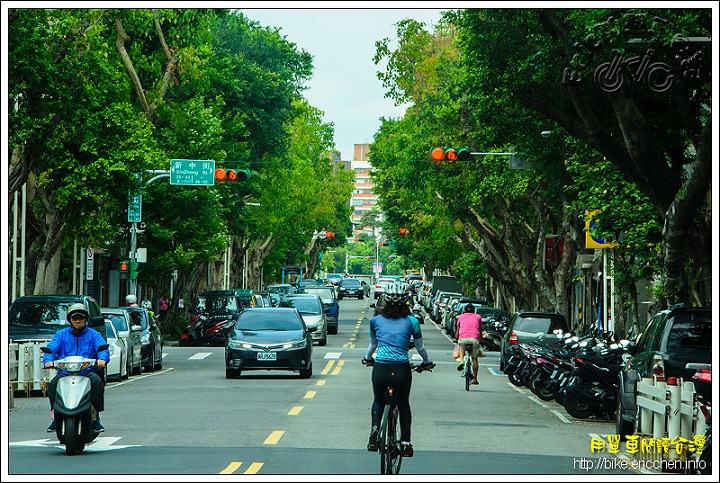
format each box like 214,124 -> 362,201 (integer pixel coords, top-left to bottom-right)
369,314 -> 423,364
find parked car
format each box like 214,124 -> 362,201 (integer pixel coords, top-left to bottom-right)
123,306 -> 163,372
302,285 -> 339,334
440,295 -> 464,334
266,284 -> 296,301
9,294 -> 107,343
104,318 -> 128,382
616,304 -> 712,439
373,276 -> 397,300
338,277 -> 365,300
281,294 -> 327,346
9,294 -> 108,383
499,311 -> 570,371
446,297 -> 493,335
102,307 -> 143,376
225,307 -> 316,379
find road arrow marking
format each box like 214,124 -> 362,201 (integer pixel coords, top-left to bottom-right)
10,436 -> 140,451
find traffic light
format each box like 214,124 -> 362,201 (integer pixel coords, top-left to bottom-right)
119,260 -> 129,280
325,231 -> 335,239
214,168 -> 251,181
430,147 -> 471,162
129,261 -> 139,280
399,227 -> 409,235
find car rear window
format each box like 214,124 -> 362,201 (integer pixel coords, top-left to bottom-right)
281,297 -> 322,314
8,301 -> 72,327
666,315 -> 712,352
342,279 -> 361,287
105,313 -> 129,331
304,288 -> 335,303
515,316 -> 568,334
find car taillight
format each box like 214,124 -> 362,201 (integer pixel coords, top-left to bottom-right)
509,331 -> 518,345
651,355 -> 665,381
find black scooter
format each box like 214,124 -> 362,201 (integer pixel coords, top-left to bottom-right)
563,349 -> 624,420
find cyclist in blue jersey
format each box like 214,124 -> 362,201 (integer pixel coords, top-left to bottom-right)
363,283 -> 434,458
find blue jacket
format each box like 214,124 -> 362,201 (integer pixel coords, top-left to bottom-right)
42,326 -> 110,376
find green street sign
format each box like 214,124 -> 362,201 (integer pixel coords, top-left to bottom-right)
170,159 -> 215,186
128,191 -> 142,222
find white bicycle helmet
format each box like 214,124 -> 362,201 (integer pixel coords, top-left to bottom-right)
384,283 -> 409,305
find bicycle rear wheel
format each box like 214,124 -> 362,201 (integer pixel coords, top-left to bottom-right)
386,407 -> 402,474
379,405 -> 389,474
464,357 -> 472,391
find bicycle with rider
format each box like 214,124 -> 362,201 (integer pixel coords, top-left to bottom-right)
363,283 -> 434,458
455,303 -> 483,385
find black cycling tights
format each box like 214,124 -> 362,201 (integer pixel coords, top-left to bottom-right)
371,362 -> 412,442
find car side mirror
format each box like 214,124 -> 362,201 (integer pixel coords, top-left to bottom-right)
91,315 -> 105,328
626,341 -> 638,356
131,324 -> 142,332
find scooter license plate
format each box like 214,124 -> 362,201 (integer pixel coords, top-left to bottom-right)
257,352 -> 276,361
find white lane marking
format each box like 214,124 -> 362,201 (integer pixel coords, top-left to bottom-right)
188,352 -> 212,360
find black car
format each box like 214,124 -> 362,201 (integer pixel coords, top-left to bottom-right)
9,294 -> 109,383
499,311 -> 570,371
9,294 -> 107,343
616,304 -> 712,438
123,306 -> 163,372
338,277 -> 365,300
225,307 -> 316,379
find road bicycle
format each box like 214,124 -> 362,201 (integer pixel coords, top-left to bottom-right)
460,341 -> 474,391
363,360 -> 434,474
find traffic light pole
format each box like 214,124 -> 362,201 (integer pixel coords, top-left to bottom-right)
128,170 -> 170,297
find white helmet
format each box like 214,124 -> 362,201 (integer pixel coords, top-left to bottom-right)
125,294 -> 137,305
141,299 -> 152,309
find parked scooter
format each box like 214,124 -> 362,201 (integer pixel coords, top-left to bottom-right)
41,344 -> 109,456
179,310 -> 236,346
562,347 -> 625,420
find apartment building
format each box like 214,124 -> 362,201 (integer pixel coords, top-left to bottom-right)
346,143 -> 381,240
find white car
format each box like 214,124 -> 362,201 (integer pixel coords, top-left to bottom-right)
104,318 -> 128,382
282,294 -> 327,346
102,307 -> 143,376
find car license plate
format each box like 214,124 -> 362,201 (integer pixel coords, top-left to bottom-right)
257,352 -> 276,361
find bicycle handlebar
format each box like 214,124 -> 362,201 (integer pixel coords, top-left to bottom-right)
362,358 -> 435,372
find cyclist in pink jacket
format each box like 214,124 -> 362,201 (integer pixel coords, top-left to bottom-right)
455,304 -> 483,385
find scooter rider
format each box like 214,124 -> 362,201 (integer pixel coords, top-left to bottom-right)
126,294 -> 139,307
43,303 -> 110,432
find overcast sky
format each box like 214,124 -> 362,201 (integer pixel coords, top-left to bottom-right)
241,7 -> 447,160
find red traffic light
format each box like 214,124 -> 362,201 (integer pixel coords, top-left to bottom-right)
120,262 -> 128,271
214,168 -> 251,181
399,227 -> 409,235
430,147 -> 471,162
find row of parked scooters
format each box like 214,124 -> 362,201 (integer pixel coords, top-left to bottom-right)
502,328 -> 628,419
501,328 -> 711,474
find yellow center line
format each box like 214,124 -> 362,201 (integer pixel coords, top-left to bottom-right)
331,359 -> 345,375
321,360 -> 335,374
219,462 -> 242,474
316,379 -> 326,386
304,390 -> 316,398
263,430 -> 284,445
288,406 -> 303,415
343,342 -> 355,348
244,462 -> 263,474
